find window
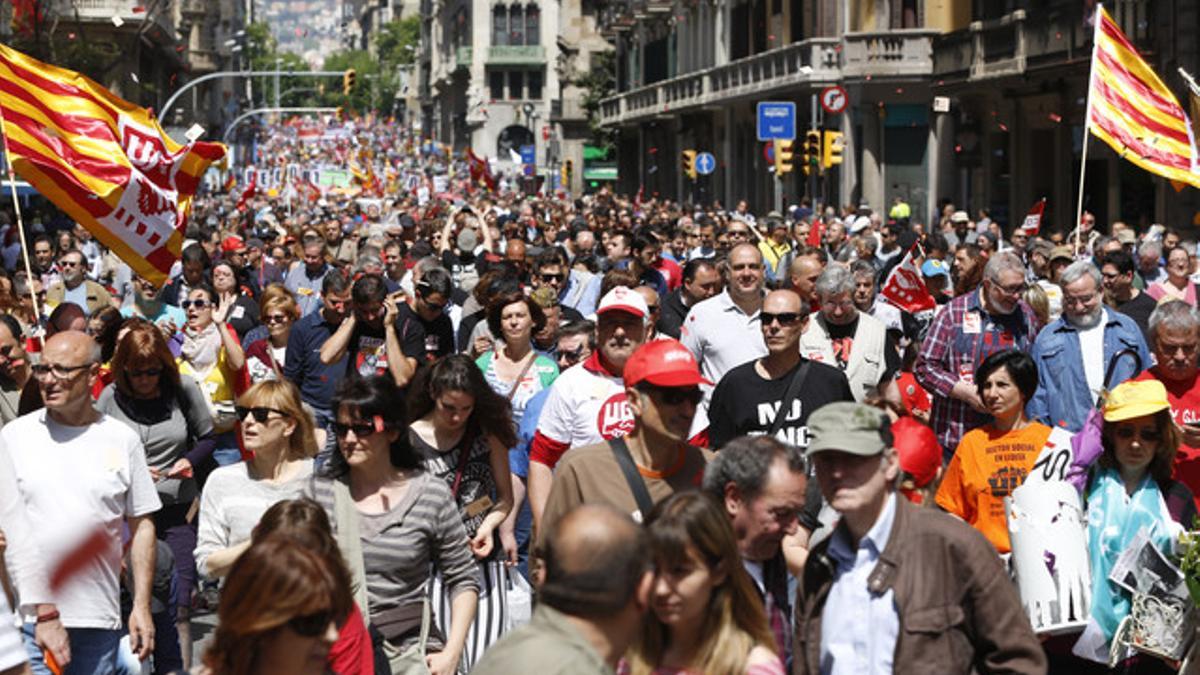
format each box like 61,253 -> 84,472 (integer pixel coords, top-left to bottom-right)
524,5 -> 539,45
508,71 -> 524,99
490,71 -> 505,99
509,8 -> 525,45
492,6 -> 508,46
527,70 -> 543,100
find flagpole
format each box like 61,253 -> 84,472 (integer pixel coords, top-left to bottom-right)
0,106 -> 47,343
1075,5 -> 1103,256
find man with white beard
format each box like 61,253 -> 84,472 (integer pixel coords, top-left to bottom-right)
1028,260 -> 1150,432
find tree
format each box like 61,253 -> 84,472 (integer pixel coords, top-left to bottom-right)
574,50 -> 617,149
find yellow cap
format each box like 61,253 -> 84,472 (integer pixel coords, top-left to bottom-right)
1103,380 -> 1171,422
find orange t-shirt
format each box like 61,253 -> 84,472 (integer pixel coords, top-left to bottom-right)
935,423 -> 1052,553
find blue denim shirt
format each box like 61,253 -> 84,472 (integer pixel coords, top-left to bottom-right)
1027,307 -> 1150,432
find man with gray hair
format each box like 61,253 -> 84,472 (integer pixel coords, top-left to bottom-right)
1137,238 -> 1166,287
702,436 -> 808,663
799,266 -> 899,403
915,250 -> 1041,458
1131,300 -> 1200,508
1029,260 -> 1149,432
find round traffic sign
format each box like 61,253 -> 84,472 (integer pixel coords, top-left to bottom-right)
821,85 -> 848,115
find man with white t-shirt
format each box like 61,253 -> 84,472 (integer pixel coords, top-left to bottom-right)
2,331 -> 161,674
526,286 -> 649,533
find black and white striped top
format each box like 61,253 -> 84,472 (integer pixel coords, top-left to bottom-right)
306,469 -> 480,649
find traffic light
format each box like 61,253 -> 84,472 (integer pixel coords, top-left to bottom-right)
773,140 -> 794,177
803,130 -> 822,176
343,68 -> 357,95
562,159 -> 573,184
681,149 -> 697,181
823,130 -> 844,169
335,106 -> 344,120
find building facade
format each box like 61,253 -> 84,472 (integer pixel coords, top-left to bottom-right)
420,0 -> 610,193
599,0 -> 1200,233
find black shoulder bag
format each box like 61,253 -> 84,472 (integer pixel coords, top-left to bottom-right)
768,360 -> 813,439
608,436 -> 655,523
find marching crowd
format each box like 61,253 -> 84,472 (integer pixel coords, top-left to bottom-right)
1,116 -> 1200,675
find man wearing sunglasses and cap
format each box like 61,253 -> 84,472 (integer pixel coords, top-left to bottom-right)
538,337 -> 713,543
794,401 -> 1044,675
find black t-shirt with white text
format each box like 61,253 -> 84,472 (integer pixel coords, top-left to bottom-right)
707,358 -> 855,450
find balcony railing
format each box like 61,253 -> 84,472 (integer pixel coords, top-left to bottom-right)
487,45 -> 546,65
57,0 -> 174,35
841,30 -> 939,79
932,8 -> 1087,82
456,46 -> 472,69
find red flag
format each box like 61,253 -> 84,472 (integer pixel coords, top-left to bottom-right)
465,148 -> 496,191
634,185 -> 644,210
235,176 -> 257,211
880,245 -> 937,313
806,220 -> 824,248
1021,198 -> 1046,235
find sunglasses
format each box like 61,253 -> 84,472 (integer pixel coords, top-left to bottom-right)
539,273 -> 564,283
129,367 -> 162,379
419,295 -> 446,312
288,610 -> 334,637
264,313 -> 291,325
1114,426 -> 1161,443
558,347 -> 585,363
235,406 -> 288,423
331,418 -> 385,438
761,311 -> 804,326
31,362 -> 92,381
181,299 -> 211,309
641,385 -> 703,406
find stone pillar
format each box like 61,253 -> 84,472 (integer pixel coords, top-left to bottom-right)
861,102 -> 884,213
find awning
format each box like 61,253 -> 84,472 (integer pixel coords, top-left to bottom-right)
583,145 -> 611,161
583,166 -> 617,181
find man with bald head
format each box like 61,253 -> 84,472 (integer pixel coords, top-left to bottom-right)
681,243 -> 769,438
474,505 -> 652,674
3,331 -> 161,673
789,254 -> 825,308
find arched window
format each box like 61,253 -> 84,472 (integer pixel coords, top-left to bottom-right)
492,6 -> 508,45
497,125 -> 535,158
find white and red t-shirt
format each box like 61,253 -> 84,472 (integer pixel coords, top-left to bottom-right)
530,352 -> 633,469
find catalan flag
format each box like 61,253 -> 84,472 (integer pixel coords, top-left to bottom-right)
1087,7 -> 1200,187
0,43 -> 226,286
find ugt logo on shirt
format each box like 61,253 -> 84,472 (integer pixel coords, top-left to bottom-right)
597,393 -> 634,439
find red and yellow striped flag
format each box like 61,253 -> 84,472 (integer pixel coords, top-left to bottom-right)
0,44 -> 226,286
1087,7 -> 1200,187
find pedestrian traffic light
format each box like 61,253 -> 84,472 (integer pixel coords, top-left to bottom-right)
773,140 -> 794,177
681,149 -> 697,181
343,68 -> 357,95
823,130 -> 844,170
803,130 -> 822,176
562,159 -> 573,184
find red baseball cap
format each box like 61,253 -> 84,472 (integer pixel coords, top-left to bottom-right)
623,339 -> 712,388
221,235 -> 246,253
892,417 -> 940,487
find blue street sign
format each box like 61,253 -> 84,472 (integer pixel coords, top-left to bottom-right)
694,152 -> 716,175
756,101 -> 796,141
519,144 -> 536,164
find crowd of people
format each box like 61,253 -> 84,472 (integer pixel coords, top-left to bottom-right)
2,115 -> 1200,674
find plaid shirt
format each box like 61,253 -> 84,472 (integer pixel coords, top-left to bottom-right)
914,290 -> 1039,455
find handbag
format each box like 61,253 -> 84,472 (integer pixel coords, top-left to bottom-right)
333,478 -> 432,675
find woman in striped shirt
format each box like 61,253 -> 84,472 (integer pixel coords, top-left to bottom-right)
307,375 -> 479,675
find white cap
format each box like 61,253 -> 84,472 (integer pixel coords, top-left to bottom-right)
596,286 -> 649,319
849,216 -> 872,234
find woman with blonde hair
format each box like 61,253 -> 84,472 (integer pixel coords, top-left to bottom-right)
199,534 -> 350,675
243,284 -> 301,384
623,491 -> 784,675
194,380 -> 317,580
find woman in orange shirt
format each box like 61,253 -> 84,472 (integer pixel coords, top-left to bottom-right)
936,349 -> 1051,553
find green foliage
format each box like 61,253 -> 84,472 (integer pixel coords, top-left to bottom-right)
574,50 -> 616,149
